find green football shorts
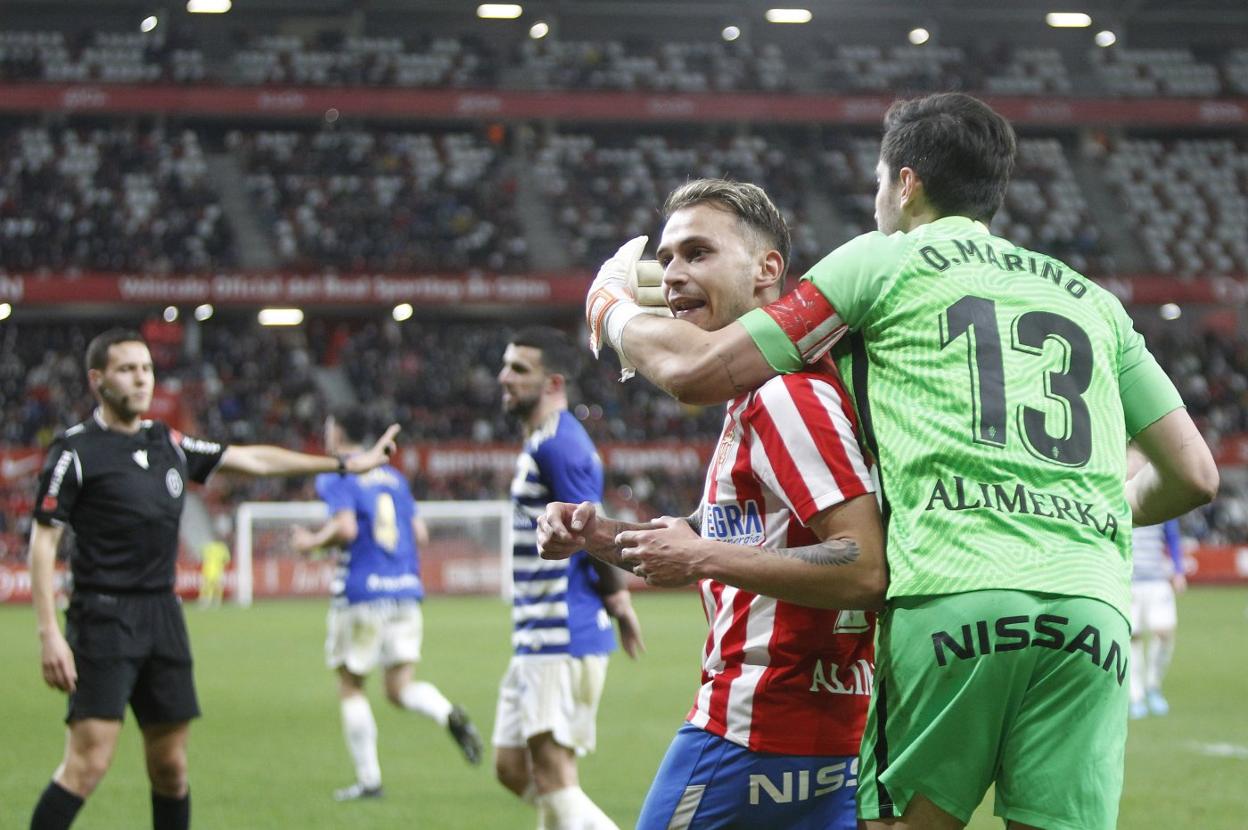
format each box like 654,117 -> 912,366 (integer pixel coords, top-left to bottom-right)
857,590 -> 1129,830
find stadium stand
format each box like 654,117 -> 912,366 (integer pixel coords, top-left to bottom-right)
533,130 -> 824,271
1090,47 -> 1222,97
1103,138 -> 1248,276
230,127 -> 526,271
0,123 -> 234,272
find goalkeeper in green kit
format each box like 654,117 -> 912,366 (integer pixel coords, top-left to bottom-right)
584,92 -> 1219,830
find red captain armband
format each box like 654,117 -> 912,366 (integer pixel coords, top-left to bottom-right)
761,281 -> 848,364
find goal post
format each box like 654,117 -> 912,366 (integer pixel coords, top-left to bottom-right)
233,500 -> 513,607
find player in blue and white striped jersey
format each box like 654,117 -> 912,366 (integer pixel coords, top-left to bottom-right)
1127,446 -> 1187,719
494,327 -> 644,830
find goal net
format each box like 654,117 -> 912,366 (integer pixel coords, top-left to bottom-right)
232,500 -> 513,607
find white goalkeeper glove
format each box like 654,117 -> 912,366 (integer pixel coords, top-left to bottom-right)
585,237 -> 673,381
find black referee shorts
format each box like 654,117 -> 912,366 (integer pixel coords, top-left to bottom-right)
64,591 -> 200,727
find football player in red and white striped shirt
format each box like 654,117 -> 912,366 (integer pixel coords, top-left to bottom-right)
539,179 -> 886,830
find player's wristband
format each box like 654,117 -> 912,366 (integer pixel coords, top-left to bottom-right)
605,302 -> 646,358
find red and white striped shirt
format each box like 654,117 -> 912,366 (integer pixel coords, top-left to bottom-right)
687,359 -> 876,756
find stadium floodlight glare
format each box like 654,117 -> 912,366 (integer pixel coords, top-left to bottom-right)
258,308 -> 304,326
140,15 -> 159,32
0,302 -> 11,321
1160,303 -> 1182,321
194,303 -> 214,321
529,21 -> 549,39
163,306 -> 179,322
765,9 -> 812,24
477,4 -> 522,19
909,27 -> 931,45
392,302 -> 414,322
1095,29 -> 1117,47
722,25 -> 742,41
1046,12 -> 1092,28
186,0 -> 232,13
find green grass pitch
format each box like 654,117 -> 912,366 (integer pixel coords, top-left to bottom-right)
1,588 -> 1246,828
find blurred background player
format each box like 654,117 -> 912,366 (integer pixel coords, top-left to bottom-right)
196,539 -> 230,609
29,329 -> 399,830
540,179 -> 887,829
494,326 -> 644,830
290,407 -> 483,801
1127,447 -> 1186,719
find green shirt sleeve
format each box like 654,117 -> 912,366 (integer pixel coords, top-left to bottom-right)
1117,312 -> 1184,436
739,231 -> 909,373
803,231 -> 907,329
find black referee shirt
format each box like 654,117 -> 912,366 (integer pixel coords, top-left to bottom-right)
33,411 -> 227,593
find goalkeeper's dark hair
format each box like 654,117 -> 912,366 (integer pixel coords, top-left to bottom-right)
510,326 -> 582,380
880,92 -> 1017,223
332,406 -> 375,445
663,178 -> 791,281
86,328 -> 147,373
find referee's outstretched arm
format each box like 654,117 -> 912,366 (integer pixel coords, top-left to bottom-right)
217,424 -> 400,477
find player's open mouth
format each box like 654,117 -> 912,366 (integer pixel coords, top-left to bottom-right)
668,297 -> 706,317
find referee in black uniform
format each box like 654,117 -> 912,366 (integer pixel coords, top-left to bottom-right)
29,328 -> 399,830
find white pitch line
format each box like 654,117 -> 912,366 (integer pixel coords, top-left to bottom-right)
1189,742 -> 1248,760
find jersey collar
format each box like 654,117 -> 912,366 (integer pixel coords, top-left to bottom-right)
929,215 -> 991,235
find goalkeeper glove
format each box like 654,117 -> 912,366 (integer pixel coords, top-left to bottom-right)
585,237 -> 673,381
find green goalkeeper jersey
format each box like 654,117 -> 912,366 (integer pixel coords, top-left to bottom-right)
740,216 -> 1183,620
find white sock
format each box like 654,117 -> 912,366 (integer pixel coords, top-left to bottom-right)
536,786 -> 619,830
1146,634 -> 1174,691
340,694 -> 381,788
398,681 -> 454,726
1129,637 -> 1147,705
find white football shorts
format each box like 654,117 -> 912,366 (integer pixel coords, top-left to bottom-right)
492,654 -> 609,754
325,599 -> 423,675
1130,580 -> 1177,634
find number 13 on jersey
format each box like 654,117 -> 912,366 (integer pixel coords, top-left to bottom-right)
939,295 -> 1094,468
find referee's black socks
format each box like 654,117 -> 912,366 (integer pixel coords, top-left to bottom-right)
152,789 -> 190,830
30,780 -> 84,830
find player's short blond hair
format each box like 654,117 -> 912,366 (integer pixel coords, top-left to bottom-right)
662,178 -> 791,281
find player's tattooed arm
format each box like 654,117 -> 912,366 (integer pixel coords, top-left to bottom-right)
770,537 -> 861,567
684,507 -> 702,535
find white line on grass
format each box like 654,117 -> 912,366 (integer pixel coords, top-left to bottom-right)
1189,742 -> 1248,760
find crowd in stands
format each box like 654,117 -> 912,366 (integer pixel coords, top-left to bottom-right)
0,124 -> 234,273
0,29 -> 204,84
9,117 -> 1248,279
533,130 -> 826,273
231,33 -> 497,88
1103,137 -> 1248,276
5,28 -> 1248,98
230,128 -> 527,272
517,38 -> 791,93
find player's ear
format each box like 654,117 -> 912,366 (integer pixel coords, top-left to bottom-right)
87,368 -> 102,394
898,166 -> 925,210
546,372 -> 567,395
755,249 -> 784,293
